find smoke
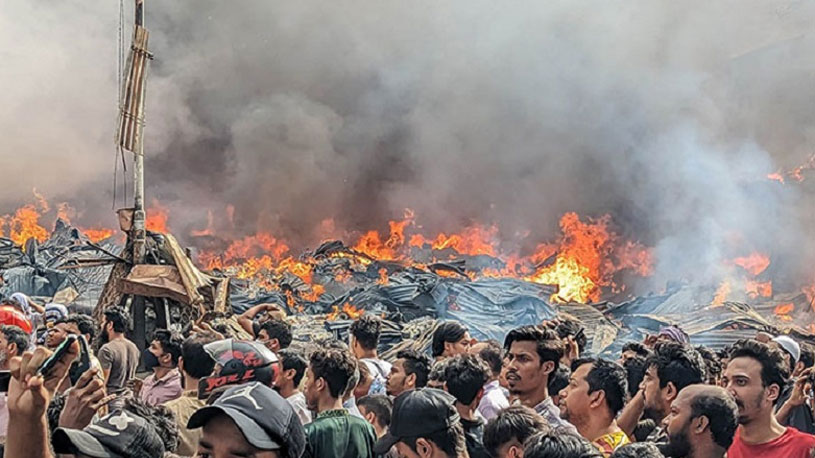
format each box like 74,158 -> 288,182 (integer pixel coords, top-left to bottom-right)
2,0 -> 815,288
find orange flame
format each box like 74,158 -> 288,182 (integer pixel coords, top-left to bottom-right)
4,204 -> 49,247
326,303 -> 364,321
731,253 -> 771,276
774,303 -> 794,320
712,281 -> 731,306
745,280 -> 772,299
377,268 -> 389,285
146,200 -> 169,233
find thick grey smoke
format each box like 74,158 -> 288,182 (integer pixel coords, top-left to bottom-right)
2,1 -> 814,289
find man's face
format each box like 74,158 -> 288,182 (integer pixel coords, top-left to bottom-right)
148,340 -> 169,368
494,440 -> 523,458
303,368 -> 320,410
558,363 -> 593,428
46,323 -> 70,349
620,350 -> 638,363
723,356 -> 775,425
505,341 -> 550,396
257,329 -> 278,352
198,413 -> 280,458
444,332 -> 472,358
641,365 -> 667,420
662,389 -> 694,458
387,359 -> 409,397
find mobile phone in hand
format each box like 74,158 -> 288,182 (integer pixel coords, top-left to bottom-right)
38,334 -> 78,377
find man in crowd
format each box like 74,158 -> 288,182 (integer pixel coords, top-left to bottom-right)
164,331 -> 218,457
236,303 -> 287,338
386,349 -> 432,397
661,384 -> 738,458
304,348 -> 376,457
431,321 -> 472,361
53,409 -> 166,458
483,406 -> 549,458
140,328 -> 184,406
772,335 -> 815,434
723,339 -> 815,457
442,353 -> 491,458
0,325 -> 28,440
374,388 -> 469,458
97,307 -> 140,407
523,431 -> 603,458
503,325 -> 575,431
350,315 -> 392,395
620,342 -> 652,363
358,394 -> 393,439
621,341 -> 706,441
470,339 -> 509,420
275,348 -> 312,425
558,357 -> 630,456
257,318 -> 293,353
187,381 -> 307,458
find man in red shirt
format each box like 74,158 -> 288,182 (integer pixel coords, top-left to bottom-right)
723,339 -> 815,458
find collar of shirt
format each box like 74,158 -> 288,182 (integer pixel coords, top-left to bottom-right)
316,409 -> 350,420
483,380 -> 501,393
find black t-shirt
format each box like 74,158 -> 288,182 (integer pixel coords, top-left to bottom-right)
461,417 -> 490,458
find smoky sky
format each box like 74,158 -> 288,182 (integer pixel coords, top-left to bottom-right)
2,1 -> 815,288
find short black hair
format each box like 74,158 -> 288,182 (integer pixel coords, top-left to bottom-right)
357,394 -> 392,429
443,354 -> 490,405
309,349 -> 357,399
572,357 -> 628,415
124,397 -> 179,453
688,388 -> 739,450
695,345 -> 722,383
64,314 -> 96,344
1,325 -> 28,356
610,443 -> 663,458
799,342 -> 815,369
396,349 -> 432,388
180,332 -> 218,379
152,329 -> 183,366
483,406 -> 549,457
258,319 -> 292,349
279,348 -> 308,386
548,364 -> 571,398
428,359 -> 450,385
504,325 -> 563,367
623,355 -> 648,398
403,421 -> 467,457
728,339 -> 789,398
431,321 -> 468,357
103,307 -> 130,333
350,315 -> 382,351
632,419 -> 657,443
523,431 -> 603,458
555,316 -> 587,353
646,341 -> 706,392
622,342 -> 652,359
475,339 -> 504,377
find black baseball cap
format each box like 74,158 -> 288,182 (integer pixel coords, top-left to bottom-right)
52,409 -> 165,458
374,388 -> 460,454
188,381 -> 306,458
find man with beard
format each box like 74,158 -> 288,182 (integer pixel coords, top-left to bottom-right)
723,339 -> 815,457
386,349 -> 432,397
636,341 -> 706,442
661,385 -> 738,458
97,307 -> 140,407
558,358 -> 630,456
503,325 -> 576,432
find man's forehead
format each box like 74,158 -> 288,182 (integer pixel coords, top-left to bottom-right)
725,356 -> 761,376
509,340 -> 539,354
573,363 -> 592,379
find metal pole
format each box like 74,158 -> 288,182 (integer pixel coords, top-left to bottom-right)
132,0 -> 146,264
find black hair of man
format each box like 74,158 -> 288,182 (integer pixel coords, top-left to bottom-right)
483,405 -> 549,457
728,339 -> 789,403
153,329 -> 183,366
610,442 -> 664,458
180,332 -> 218,379
309,349 -> 358,399
279,348 -> 308,386
548,363 -> 571,399
555,316 -> 587,353
431,321 -> 468,357
622,342 -> 652,359
645,341 -> 706,393
443,354 -> 491,405
403,421 -> 468,457
799,342 -> 815,369
124,396 -> 180,453
428,359 -> 449,385
571,357 -> 629,415
688,387 -> 739,449
695,345 -> 722,383
476,339 -> 504,378
63,314 -> 96,344
350,315 -> 382,351
1,325 -> 28,356
396,349 -> 432,388
623,355 -> 648,398
357,394 -> 393,429
632,419 -> 657,443
258,318 -> 293,349
503,325 -> 564,366
523,431 -> 603,458
103,307 -> 131,333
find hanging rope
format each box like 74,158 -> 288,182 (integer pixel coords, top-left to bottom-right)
113,0 -> 128,209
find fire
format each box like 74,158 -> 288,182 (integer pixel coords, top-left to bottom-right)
4,204 -> 49,247
731,253 -> 770,276
146,200 -> 169,233
712,281 -> 731,306
191,210 -> 216,237
768,154 -> 815,184
745,280 -> 772,299
410,224 -> 499,257
767,172 -> 785,184
774,303 -> 794,320
353,210 -> 414,261
377,268 -> 389,285
83,228 -> 116,243
326,303 -> 364,321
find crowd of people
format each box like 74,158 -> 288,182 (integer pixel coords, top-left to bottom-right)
1,293 -> 815,457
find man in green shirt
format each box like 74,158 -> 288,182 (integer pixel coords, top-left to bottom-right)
304,348 -> 376,458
